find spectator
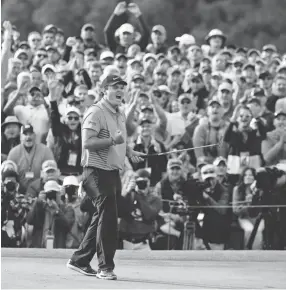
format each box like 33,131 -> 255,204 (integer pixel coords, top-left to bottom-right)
1,170 -> 30,247
80,24 -> 103,56
232,167 -> 263,249
193,99 -> 228,162
205,29 -> 226,57
27,31 -> 42,54
130,117 -> 167,187
224,106 -> 266,180
1,116 -> 21,162
119,169 -> 162,250
7,124 -> 54,192
26,180 -> 72,248
26,160 -> 61,199
216,81 -> 235,120
150,25 -> 167,55
104,2 -> 149,54
48,82 -> 82,177
64,176 -> 88,249
266,75 -> 286,113
262,110 -> 286,165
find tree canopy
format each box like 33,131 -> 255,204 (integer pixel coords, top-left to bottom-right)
2,0 -> 286,51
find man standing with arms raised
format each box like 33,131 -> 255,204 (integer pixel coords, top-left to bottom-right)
66,75 -> 145,280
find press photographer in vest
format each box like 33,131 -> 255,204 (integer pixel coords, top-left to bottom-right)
67,74 -> 145,280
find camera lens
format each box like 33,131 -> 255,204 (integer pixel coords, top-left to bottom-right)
5,181 -> 16,192
136,179 -> 148,190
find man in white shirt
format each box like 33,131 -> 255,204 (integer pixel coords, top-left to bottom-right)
13,86 -> 50,144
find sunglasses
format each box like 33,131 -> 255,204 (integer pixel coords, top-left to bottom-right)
181,100 -> 191,105
170,166 -> 181,170
32,38 -> 41,42
191,79 -> 200,84
234,63 -> 243,68
68,100 -> 82,106
67,116 -> 79,121
37,54 -> 47,58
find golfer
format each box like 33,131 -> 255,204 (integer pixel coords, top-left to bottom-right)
67,75 -> 145,280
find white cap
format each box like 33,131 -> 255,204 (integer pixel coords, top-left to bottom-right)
143,53 -> 157,63
206,29 -> 226,41
14,49 -> 29,59
100,51 -> 115,61
63,175 -> 79,187
218,82 -> 233,92
41,64 -> 56,74
158,85 -> 172,94
88,90 -> 97,98
44,180 -> 61,192
276,163 -> 286,172
65,106 -> 81,116
175,34 -> 196,46
201,164 -> 217,181
118,23 -> 134,35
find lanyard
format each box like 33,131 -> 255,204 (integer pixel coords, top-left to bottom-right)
22,144 -> 37,171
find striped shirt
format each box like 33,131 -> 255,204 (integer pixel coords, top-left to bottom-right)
81,99 -> 127,171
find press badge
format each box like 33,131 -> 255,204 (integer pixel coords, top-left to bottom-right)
240,152 -> 250,167
25,172 -> 34,179
67,151 -> 77,166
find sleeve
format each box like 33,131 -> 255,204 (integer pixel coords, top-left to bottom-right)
50,101 -> 64,137
192,124 -> 206,159
82,110 -> 101,134
137,15 -> 150,51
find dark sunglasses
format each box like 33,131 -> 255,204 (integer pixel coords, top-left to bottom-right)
234,63 -> 243,68
191,79 -> 200,84
153,92 -> 162,98
170,166 -> 181,170
68,100 -> 82,106
37,54 -> 47,58
67,116 -> 79,121
181,100 -> 191,105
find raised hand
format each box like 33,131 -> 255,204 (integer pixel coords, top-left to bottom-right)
18,77 -> 30,94
114,130 -> 125,145
66,37 -> 77,47
114,2 -> 127,16
48,79 -> 62,102
3,21 -> 13,40
128,3 -> 142,17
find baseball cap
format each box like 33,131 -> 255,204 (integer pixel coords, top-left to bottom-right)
247,49 -> 260,57
167,158 -> 183,169
201,164 -> 217,181
152,25 -> 166,35
41,64 -> 56,74
190,72 -> 203,82
258,71 -> 272,80
236,47 -> 248,54
14,49 -> 28,59
256,58 -> 267,65
208,99 -> 221,107
63,175 -> 79,187
243,63 -> 255,71
100,51 -> 114,61
132,74 -> 145,82
232,55 -> 246,65
21,124 -> 34,135
44,180 -> 61,192
118,23 -> 134,34
158,85 -> 172,94
29,86 -> 41,94
277,63 -> 286,73
42,160 -> 58,172
170,66 -> 181,75
128,59 -> 141,67
247,97 -> 261,106
274,110 -> 286,118
213,157 -> 227,167
218,82 -> 233,92
205,29 -> 226,43
65,106 -> 81,117
154,66 -> 167,75
46,46 -> 59,53
135,169 -> 151,179
178,94 -> 192,103
169,45 -> 180,53
1,116 -> 22,129
143,53 -> 156,63
115,53 -> 128,60
175,34 -> 196,46
197,156 -> 212,168
82,23 -> 95,31
18,41 -> 30,49
101,74 -> 127,88
250,88 -> 265,98
43,24 -> 57,34
262,44 -> 277,52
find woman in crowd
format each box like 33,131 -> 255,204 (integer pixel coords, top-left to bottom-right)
232,167 -> 264,249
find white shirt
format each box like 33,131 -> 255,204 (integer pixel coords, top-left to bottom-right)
166,111 -> 187,137
14,104 -> 50,143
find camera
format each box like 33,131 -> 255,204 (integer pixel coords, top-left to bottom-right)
46,190 -> 57,200
136,179 -> 148,191
4,180 -> 17,192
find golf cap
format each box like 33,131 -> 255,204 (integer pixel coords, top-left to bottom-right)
63,175 -> 79,187
158,85 -> 172,94
152,25 -> 166,35
100,51 -> 114,61
178,94 -> 192,103
167,158 -> 183,169
42,160 -> 58,172
21,124 -> 35,135
82,23 -> 95,31
201,164 -> 217,181
101,74 -> 127,88
65,106 -> 81,117
208,99 -> 221,107
118,23 -> 134,34
44,180 -> 61,192
218,82 -> 233,92
213,157 -> 227,167
262,44 -> 277,52
143,53 -> 156,63
274,110 -> 286,118
132,74 -> 145,82
175,34 -> 196,46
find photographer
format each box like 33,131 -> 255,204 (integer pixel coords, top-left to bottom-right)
1,170 -> 31,247
64,176 -> 89,249
26,180 -> 72,248
119,169 -> 162,250
251,166 -> 286,249
194,164 -> 230,250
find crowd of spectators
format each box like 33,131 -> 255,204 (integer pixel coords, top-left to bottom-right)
1,1 -> 286,250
